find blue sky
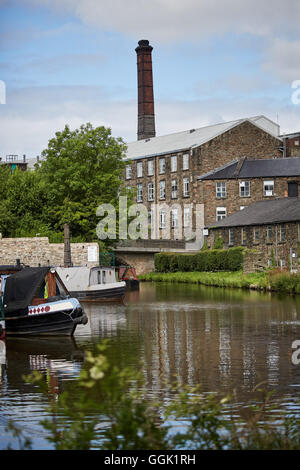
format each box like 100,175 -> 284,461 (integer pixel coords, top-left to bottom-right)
1,0 -> 300,157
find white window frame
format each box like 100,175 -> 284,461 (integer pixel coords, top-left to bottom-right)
183,177 -> 189,197
171,155 -> 177,172
264,180 -> 274,197
159,180 -> 166,200
148,182 -> 154,201
216,182 -> 226,199
148,160 -> 154,176
241,227 -> 247,245
159,209 -> 166,229
137,183 -> 143,202
137,161 -> 143,178
216,207 -> 226,221
159,158 -> 166,174
184,207 -> 190,228
171,179 -> 178,199
125,164 -> 132,180
182,153 -> 189,170
239,181 -> 250,197
171,208 -> 178,228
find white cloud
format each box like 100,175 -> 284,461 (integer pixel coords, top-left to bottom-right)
1,84 -> 300,158
27,0 -> 300,42
263,38 -> 300,83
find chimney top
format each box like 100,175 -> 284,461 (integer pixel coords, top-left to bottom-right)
136,39 -> 153,52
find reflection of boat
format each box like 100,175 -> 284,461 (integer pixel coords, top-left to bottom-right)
56,266 -> 126,302
1,267 -> 88,336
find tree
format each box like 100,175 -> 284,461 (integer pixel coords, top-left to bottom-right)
38,123 -> 128,242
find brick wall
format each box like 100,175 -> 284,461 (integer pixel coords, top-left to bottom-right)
0,237 -> 99,267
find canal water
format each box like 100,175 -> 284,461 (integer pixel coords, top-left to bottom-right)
0,282 -> 300,449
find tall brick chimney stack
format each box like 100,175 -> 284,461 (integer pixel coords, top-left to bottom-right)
135,39 -> 156,140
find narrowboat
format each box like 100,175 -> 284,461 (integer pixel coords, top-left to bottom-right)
1,266 -> 88,336
56,266 -> 126,302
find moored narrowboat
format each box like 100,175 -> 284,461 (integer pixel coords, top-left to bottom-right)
1,267 -> 88,336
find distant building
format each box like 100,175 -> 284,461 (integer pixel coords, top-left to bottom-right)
0,154 -> 27,172
198,157 -> 300,226
205,197 -> 300,270
281,132 -> 300,158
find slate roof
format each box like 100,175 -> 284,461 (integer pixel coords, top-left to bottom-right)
199,157 -> 300,180
207,198 -> 300,229
125,115 -> 281,161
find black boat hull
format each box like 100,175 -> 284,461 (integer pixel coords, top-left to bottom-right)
5,308 -> 87,336
69,285 -> 126,302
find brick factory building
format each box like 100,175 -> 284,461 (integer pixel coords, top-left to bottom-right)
122,40 -> 287,245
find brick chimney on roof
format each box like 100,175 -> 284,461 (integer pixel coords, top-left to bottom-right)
136,40 -> 156,140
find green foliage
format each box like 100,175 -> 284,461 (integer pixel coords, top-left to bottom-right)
268,270 -> 300,294
154,247 -> 244,273
212,236 -> 224,250
21,343 -> 300,450
0,123 -> 128,245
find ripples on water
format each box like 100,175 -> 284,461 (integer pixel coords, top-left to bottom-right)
0,282 -> 300,449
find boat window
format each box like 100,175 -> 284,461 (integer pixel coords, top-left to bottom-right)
102,270 -> 106,284
97,270 -> 101,284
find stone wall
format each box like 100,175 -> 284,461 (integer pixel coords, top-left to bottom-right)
206,222 -> 300,271
124,120 -> 282,239
0,237 -> 99,267
202,177 -> 300,226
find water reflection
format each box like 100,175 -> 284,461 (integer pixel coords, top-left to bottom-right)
0,282 -> 300,448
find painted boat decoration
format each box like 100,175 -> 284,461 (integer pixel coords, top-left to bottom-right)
1,267 -> 88,336
56,266 -> 126,302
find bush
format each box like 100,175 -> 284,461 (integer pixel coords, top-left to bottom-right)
155,247 -> 244,273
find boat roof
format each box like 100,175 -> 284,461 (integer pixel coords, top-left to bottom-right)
3,267 -> 49,314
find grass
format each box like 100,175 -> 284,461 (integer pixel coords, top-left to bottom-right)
139,270 -> 268,291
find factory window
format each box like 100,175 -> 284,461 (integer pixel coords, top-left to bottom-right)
137,161 -> 143,178
148,160 -> 154,176
171,209 -> 178,228
148,182 -> 154,201
182,153 -> 189,170
216,207 -> 226,221
184,207 -> 190,228
137,184 -> 143,202
183,177 -> 190,197
159,180 -> 166,200
171,179 -> 178,199
267,225 -> 273,241
159,209 -> 166,229
253,227 -> 260,242
239,181 -> 250,197
216,182 -> 226,198
171,155 -> 177,172
264,180 -> 274,196
159,158 -> 166,174
125,164 -> 132,180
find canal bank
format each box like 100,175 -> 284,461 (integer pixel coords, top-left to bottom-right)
139,270 -> 300,294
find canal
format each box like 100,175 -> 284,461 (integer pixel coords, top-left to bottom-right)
0,282 -> 300,449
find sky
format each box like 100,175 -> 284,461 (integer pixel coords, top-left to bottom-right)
1,0 -> 300,157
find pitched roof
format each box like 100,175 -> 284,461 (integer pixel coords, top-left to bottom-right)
207,198 -> 300,229
199,157 -> 300,180
125,115 -> 281,161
